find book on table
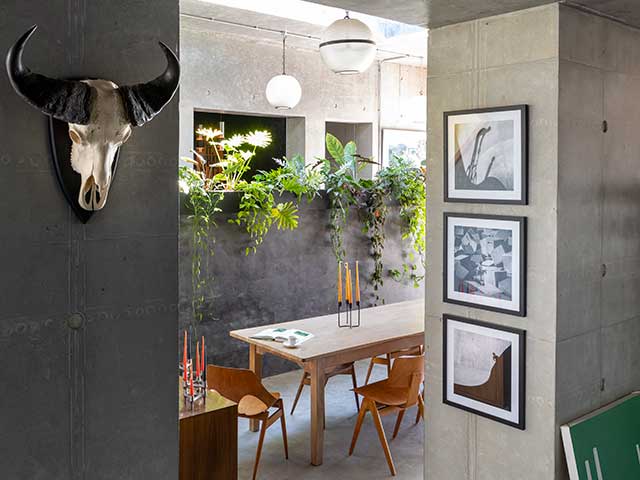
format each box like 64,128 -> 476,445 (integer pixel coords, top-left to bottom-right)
250,327 -> 314,344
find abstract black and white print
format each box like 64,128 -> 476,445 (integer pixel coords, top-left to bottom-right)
444,214 -> 526,316
445,106 -> 527,204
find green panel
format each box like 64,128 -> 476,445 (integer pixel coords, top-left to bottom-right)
565,394 -> 640,479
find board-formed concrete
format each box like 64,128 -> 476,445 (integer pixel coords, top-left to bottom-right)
426,3 -> 640,479
556,5 -> 640,477
0,2 -> 179,479
311,0 -> 640,30
425,4 -> 560,479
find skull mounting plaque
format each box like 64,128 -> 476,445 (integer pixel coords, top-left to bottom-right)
6,25 -> 180,222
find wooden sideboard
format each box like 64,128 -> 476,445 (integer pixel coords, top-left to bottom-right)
179,380 -> 238,480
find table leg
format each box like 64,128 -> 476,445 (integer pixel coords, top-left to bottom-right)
309,359 -> 326,466
249,344 -> 263,432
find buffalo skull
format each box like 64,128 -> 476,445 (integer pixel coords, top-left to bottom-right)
6,26 -> 180,211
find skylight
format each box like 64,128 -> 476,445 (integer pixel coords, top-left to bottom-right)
197,0 -> 425,40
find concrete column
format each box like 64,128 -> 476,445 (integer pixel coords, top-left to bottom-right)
426,4 -> 640,479
556,5 -> 640,478
425,5 -> 560,479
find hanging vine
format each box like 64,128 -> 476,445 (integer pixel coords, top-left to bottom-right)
179,166 -> 223,327
180,131 -> 426,314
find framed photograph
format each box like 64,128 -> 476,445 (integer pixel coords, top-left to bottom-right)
443,314 -> 526,430
381,128 -> 426,167
444,105 -> 528,204
444,213 -> 526,316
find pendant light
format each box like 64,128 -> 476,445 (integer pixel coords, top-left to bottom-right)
265,32 -> 302,110
319,11 -> 376,75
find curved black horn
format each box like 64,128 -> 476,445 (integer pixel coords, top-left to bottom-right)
6,25 -> 93,124
118,42 -> 180,127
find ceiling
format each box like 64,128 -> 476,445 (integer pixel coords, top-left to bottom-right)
307,0 -> 640,28
180,0 -> 428,65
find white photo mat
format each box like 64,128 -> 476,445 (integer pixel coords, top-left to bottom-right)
445,105 -> 527,204
443,315 -> 526,430
444,213 -> 526,316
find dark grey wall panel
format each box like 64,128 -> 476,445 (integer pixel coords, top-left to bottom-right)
179,195 -> 424,377
0,1 -> 179,479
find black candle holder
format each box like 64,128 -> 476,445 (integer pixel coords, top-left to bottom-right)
338,300 -> 361,328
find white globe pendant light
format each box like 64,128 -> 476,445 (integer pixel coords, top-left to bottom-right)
319,11 -> 376,75
266,33 -> 301,110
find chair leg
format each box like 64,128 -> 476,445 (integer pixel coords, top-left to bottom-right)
350,367 -> 360,411
364,358 -> 376,385
349,398 -> 369,456
370,400 -> 397,476
416,393 -> 425,425
392,409 -> 405,440
252,419 -> 268,480
290,372 -> 307,415
280,411 -> 289,460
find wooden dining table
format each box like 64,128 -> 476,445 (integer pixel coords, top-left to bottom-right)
230,299 -> 424,466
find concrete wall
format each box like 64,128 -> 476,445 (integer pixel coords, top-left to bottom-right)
0,2 -> 179,479
556,5 -> 640,477
179,194 -> 424,377
425,5 -> 560,479
179,17 -> 427,166
179,18 -> 377,163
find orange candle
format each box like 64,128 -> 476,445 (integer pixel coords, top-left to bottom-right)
196,341 -> 200,378
201,336 -> 205,374
355,261 -> 361,304
183,330 -> 188,382
345,263 -> 352,305
337,262 -> 343,304
189,364 -> 194,396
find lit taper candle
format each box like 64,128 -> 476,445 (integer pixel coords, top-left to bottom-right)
355,261 -> 361,304
338,262 -> 342,304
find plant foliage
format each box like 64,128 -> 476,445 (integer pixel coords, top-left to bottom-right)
180,129 -> 426,311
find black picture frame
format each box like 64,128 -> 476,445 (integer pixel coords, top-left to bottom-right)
444,105 -> 528,205
443,212 -> 527,317
443,314 -> 526,430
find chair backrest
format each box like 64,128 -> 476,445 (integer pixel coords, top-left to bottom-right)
206,364 -> 277,408
388,354 -> 425,406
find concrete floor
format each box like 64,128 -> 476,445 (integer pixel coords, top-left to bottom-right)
237,360 -> 424,480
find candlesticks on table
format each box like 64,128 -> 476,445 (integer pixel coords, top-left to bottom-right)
337,260 -> 361,328
180,330 -> 207,407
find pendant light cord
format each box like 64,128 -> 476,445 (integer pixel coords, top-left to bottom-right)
282,32 -> 287,75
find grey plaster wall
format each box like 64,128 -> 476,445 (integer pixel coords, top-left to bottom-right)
179,194 -> 424,377
556,5 -> 640,477
425,5 -> 560,479
0,2 -> 179,479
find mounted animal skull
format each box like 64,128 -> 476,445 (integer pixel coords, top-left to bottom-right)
6,26 -> 180,211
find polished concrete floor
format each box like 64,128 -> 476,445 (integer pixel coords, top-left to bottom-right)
237,360 -> 424,479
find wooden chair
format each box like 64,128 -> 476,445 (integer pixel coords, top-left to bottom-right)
349,354 -> 425,476
290,362 -> 360,423
207,365 -> 288,480
364,345 -> 424,384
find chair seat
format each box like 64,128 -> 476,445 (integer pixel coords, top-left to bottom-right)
238,392 -> 280,416
354,381 -> 409,406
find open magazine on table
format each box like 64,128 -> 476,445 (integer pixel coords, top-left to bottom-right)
250,327 -> 314,345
